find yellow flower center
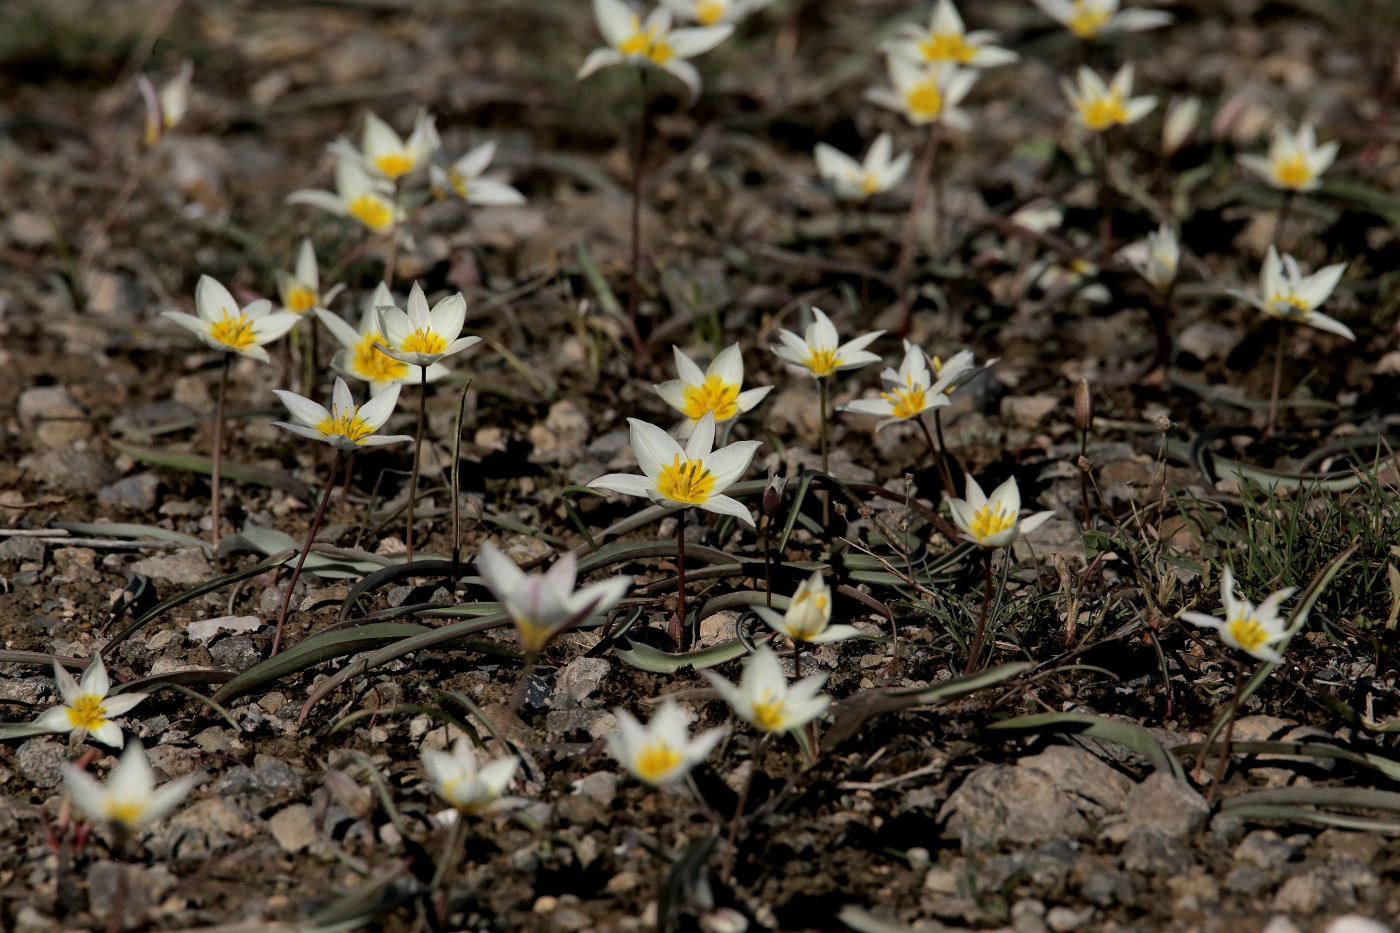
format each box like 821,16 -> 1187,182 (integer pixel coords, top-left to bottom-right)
515,618 -> 553,655
879,378 -> 928,420
919,32 -> 976,63
905,80 -> 944,122
648,38 -> 674,64
1079,93 -> 1129,131
209,310 -> 256,351
1267,291 -> 1309,317
314,409 -> 374,444
859,171 -> 883,196
656,455 -> 717,505
620,16 -> 673,63
695,0 -> 726,25
447,169 -> 471,200
1068,1 -> 1111,37
1274,153 -> 1312,189
401,329 -> 449,356
751,691 -> 786,731
285,285 -> 316,314
1227,612 -> 1269,652
373,152 -> 415,180
66,694 -> 108,732
352,332 -> 409,384
681,374 -> 741,422
107,800 -> 148,829
635,741 -> 682,783
348,193 -> 394,231
968,503 -> 1016,542
788,590 -> 828,639
803,346 -> 840,376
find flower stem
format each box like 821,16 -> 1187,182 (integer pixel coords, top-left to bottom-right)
272,450 -> 342,656
676,507 -> 688,648
818,378 -> 830,476
210,354 -> 231,548
917,414 -> 955,499
430,808 -> 470,925
406,365 -> 428,561
965,549 -> 995,674
383,178 -> 402,285
1206,660 -> 1246,805
1097,131 -> 1116,259
626,68 -> 651,364
1266,323 -> 1285,438
894,123 -> 939,338
1275,191 -> 1296,252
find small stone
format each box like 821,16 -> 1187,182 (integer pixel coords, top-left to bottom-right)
52,547 -> 100,582
7,210 -> 53,248
0,535 -> 45,564
98,473 -> 161,511
571,771 -> 617,806
193,727 -> 237,754
1011,898 -> 1048,933
1045,905 -> 1094,932
1262,918 -> 1303,933
267,803 -> 317,853
1177,321 -> 1242,361
18,387 -> 91,448
17,738 -> 68,789
923,867 -> 960,895
1080,869 -> 1138,907
1123,771 -> 1210,838
545,708 -> 618,742
1121,827 -> 1193,875
131,549 -> 215,586
533,895 -> 559,913
1223,866 -> 1275,897
1235,829 -> 1296,871
18,448 -> 119,492
554,657 -> 611,708
698,610 -> 739,646
1273,870 -> 1355,915
209,635 -> 261,671
1000,394 -> 1059,427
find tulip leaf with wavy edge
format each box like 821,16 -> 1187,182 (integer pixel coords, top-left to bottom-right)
1172,740 -> 1400,783
111,440 -> 316,502
616,638 -> 751,674
219,526 -> 390,579
820,662 -> 1033,752
1219,786 -> 1400,833
1197,544 -> 1357,756
100,548 -> 296,658
983,711 -> 1186,781
1167,435 -> 1363,492
53,521 -> 212,552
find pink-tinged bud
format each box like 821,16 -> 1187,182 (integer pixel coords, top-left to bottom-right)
1075,379 -> 1094,433
325,768 -> 372,819
763,473 -> 785,517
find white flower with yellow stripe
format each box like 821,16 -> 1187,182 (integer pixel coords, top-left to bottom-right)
1063,64 -> 1156,132
137,61 -> 193,147
1232,246 -> 1352,340
757,571 -> 861,645
1239,123 -> 1338,193
884,0 -> 1018,68
1030,0 -> 1172,39
839,341 -> 952,430
64,741 -> 201,831
287,157 -> 403,233
30,656 -> 149,749
162,275 -> 299,362
814,134 -> 912,203
948,475 -> 1053,549
476,541 -> 632,656
375,282 -> 479,367
1181,567 -> 1295,663
703,644 -> 830,733
589,411 -> 761,525
276,239 -> 344,316
866,58 -> 978,129
655,344 -> 772,436
273,377 -> 413,451
608,698 -> 725,787
429,141 -> 526,206
662,0 -> 768,25
578,0 -> 734,99
316,285 -> 449,396
772,308 -> 883,379
329,111 -> 439,183
420,738 -> 521,815
1120,223 -> 1180,294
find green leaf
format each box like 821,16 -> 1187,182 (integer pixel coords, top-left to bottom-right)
111,441 -> 316,502
53,521 -> 211,551
213,622 -> 430,704
615,638 -> 750,674
219,527 -> 386,579
986,711 -> 1186,780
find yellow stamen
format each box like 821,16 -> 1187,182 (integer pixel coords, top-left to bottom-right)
1267,291 -> 1309,317
968,503 -> 1016,542
656,455 -> 716,505
879,377 -> 928,420
285,286 -> 316,314
1078,92 -> 1128,131
348,194 -> 394,231
66,695 -> 108,732
859,172 -> 883,196
209,311 -> 256,351
1227,613 -> 1269,652
352,332 -> 409,384
401,329 -> 449,356
681,374 -> 741,422
919,32 -> 976,63
515,618 -> 553,655
695,0 -> 726,25
1067,1 -> 1110,37
803,347 -> 840,376
314,408 -> 373,444
620,16 -> 655,56
107,800 -> 147,829
373,152 -> 415,179
751,691 -> 786,731
635,741 -> 682,782
905,80 -> 944,122
1273,153 -> 1312,189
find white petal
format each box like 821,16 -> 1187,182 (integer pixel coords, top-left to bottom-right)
1300,311 -> 1355,341
703,439 -> 761,490
685,410 -> 717,460
661,59 -> 703,99
315,308 -> 361,349
735,385 -> 773,413
698,493 -> 755,526
63,765 -> 110,824
666,24 -> 733,58
672,345 -> 707,385
630,418 -> 685,477
589,473 -> 657,498
476,540 -> 525,600
429,293 -> 468,342
465,179 -> 526,206
356,383 -> 401,430
578,47 -> 626,80
594,0 -> 636,46
195,275 -> 239,323
273,390 -> 331,428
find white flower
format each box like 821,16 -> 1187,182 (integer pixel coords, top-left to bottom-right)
1062,64 -> 1156,131
839,341 -> 952,430
1180,567 -> 1295,663
276,239 -> 344,316
1239,123 -> 1339,193
63,741 -> 201,831
430,141 -> 527,206
375,282 -> 480,367
884,0 -> 1018,68
287,157 -> 403,233
31,657 -> 149,749
477,541 -> 632,655
758,571 -> 861,645
578,0 -> 734,99
316,284 -> 450,396
138,61 -> 193,146
1161,96 -> 1200,156
654,344 -> 772,435
929,348 -> 996,397
589,411 -> 761,525
1232,246 -> 1352,340
661,0 -> 770,25
1120,223 -> 1180,294
1030,0 -> 1172,39
162,275 -> 300,362
420,738 -> 520,814
330,111 -> 439,183
866,58 -> 978,129
703,644 -> 830,733
273,377 -> 414,451
607,698 -> 725,787
948,475 -> 1054,548
773,307 -> 883,378
814,133 -> 912,203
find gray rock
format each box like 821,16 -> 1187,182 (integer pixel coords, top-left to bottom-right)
545,708 -> 618,742
1123,771 -> 1210,838
131,548 -> 214,586
1080,869 -> 1138,907
98,473 -> 161,511
0,536 -> 45,564
1273,869 -> 1356,915
110,399 -> 197,436
17,738 -> 68,789
0,676 -> 50,704
18,387 -> 91,448
1121,827 -> 1193,875
87,862 -> 172,928
267,803 -> 317,853
571,771 -> 617,806
19,448 -> 119,492
209,635 -> 261,671
1224,866 -> 1275,896
215,757 -> 304,802
1011,898 -> 1049,933
554,657 -> 611,709
1045,905 -> 1094,932
1235,829 -> 1297,871
979,840 -> 1078,891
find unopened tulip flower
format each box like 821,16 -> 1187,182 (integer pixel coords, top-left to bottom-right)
655,344 -> 772,436
287,157 -> 403,233
608,698 -> 725,787
1161,97 -> 1201,156
772,308 -> 883,379
330,111 -> 439,183
277,239 -> 344,315
948,475 -> 1054,548
703,644 -> 830,733
884,0 -> 1018,68
476,541 -> 632,655
814,134 -> 912,203
31,657 -> 149,749
1063,64 -> 1156,132
1030,0 -> 1172,39
1232,246 -> 1351,339
662,0 -> 769,25
273,378 -> 413,451
138,61 -> 193,147
430,141 -> 526,206
375,282 -> 480,366
589,411 -> 761,525
1239,123 -> 1339,193
63,742 -> 201,831
839,341 -> 952,430
162,275 -> 299,362
1121,223 -> 1180,294
578,0 -> 734,98
758,571 -> 861,645
867,58 -> 978,129
421,738 -> 521,814
1181,567 -> 1295,663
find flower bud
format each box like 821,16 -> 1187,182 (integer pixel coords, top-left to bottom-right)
762,473 -> 785,518
1074,379 -> 1094,433
1162,97 -> 1200,157
784,572 -> 832,641
324,768 -> 372,819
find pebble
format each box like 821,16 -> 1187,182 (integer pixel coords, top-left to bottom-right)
18,448 -> 119,492
1223,866 -> 1275,897
131,549 -> 215,586
98,473 -> 161,511
1235,829 -> 1297,871
554,657 -> 610,708
0,536 -> 45,564
1123,771 -> 1210,838
267,803 -> 318,853
16,739 -> 68,789
1120,827 -> 1193,875
1079,869 -> 1138,907
18,387 -> 91,448
1045,905 -> 1094,932
1273,869 -> 1356,915
571,771 -> 617,806
209,635 -> 261,671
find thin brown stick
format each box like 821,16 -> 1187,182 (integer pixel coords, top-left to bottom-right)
894,124 -> 939,338
272,450 -> 342,656
405,364 -> 428,560
210,354 -> 231,548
